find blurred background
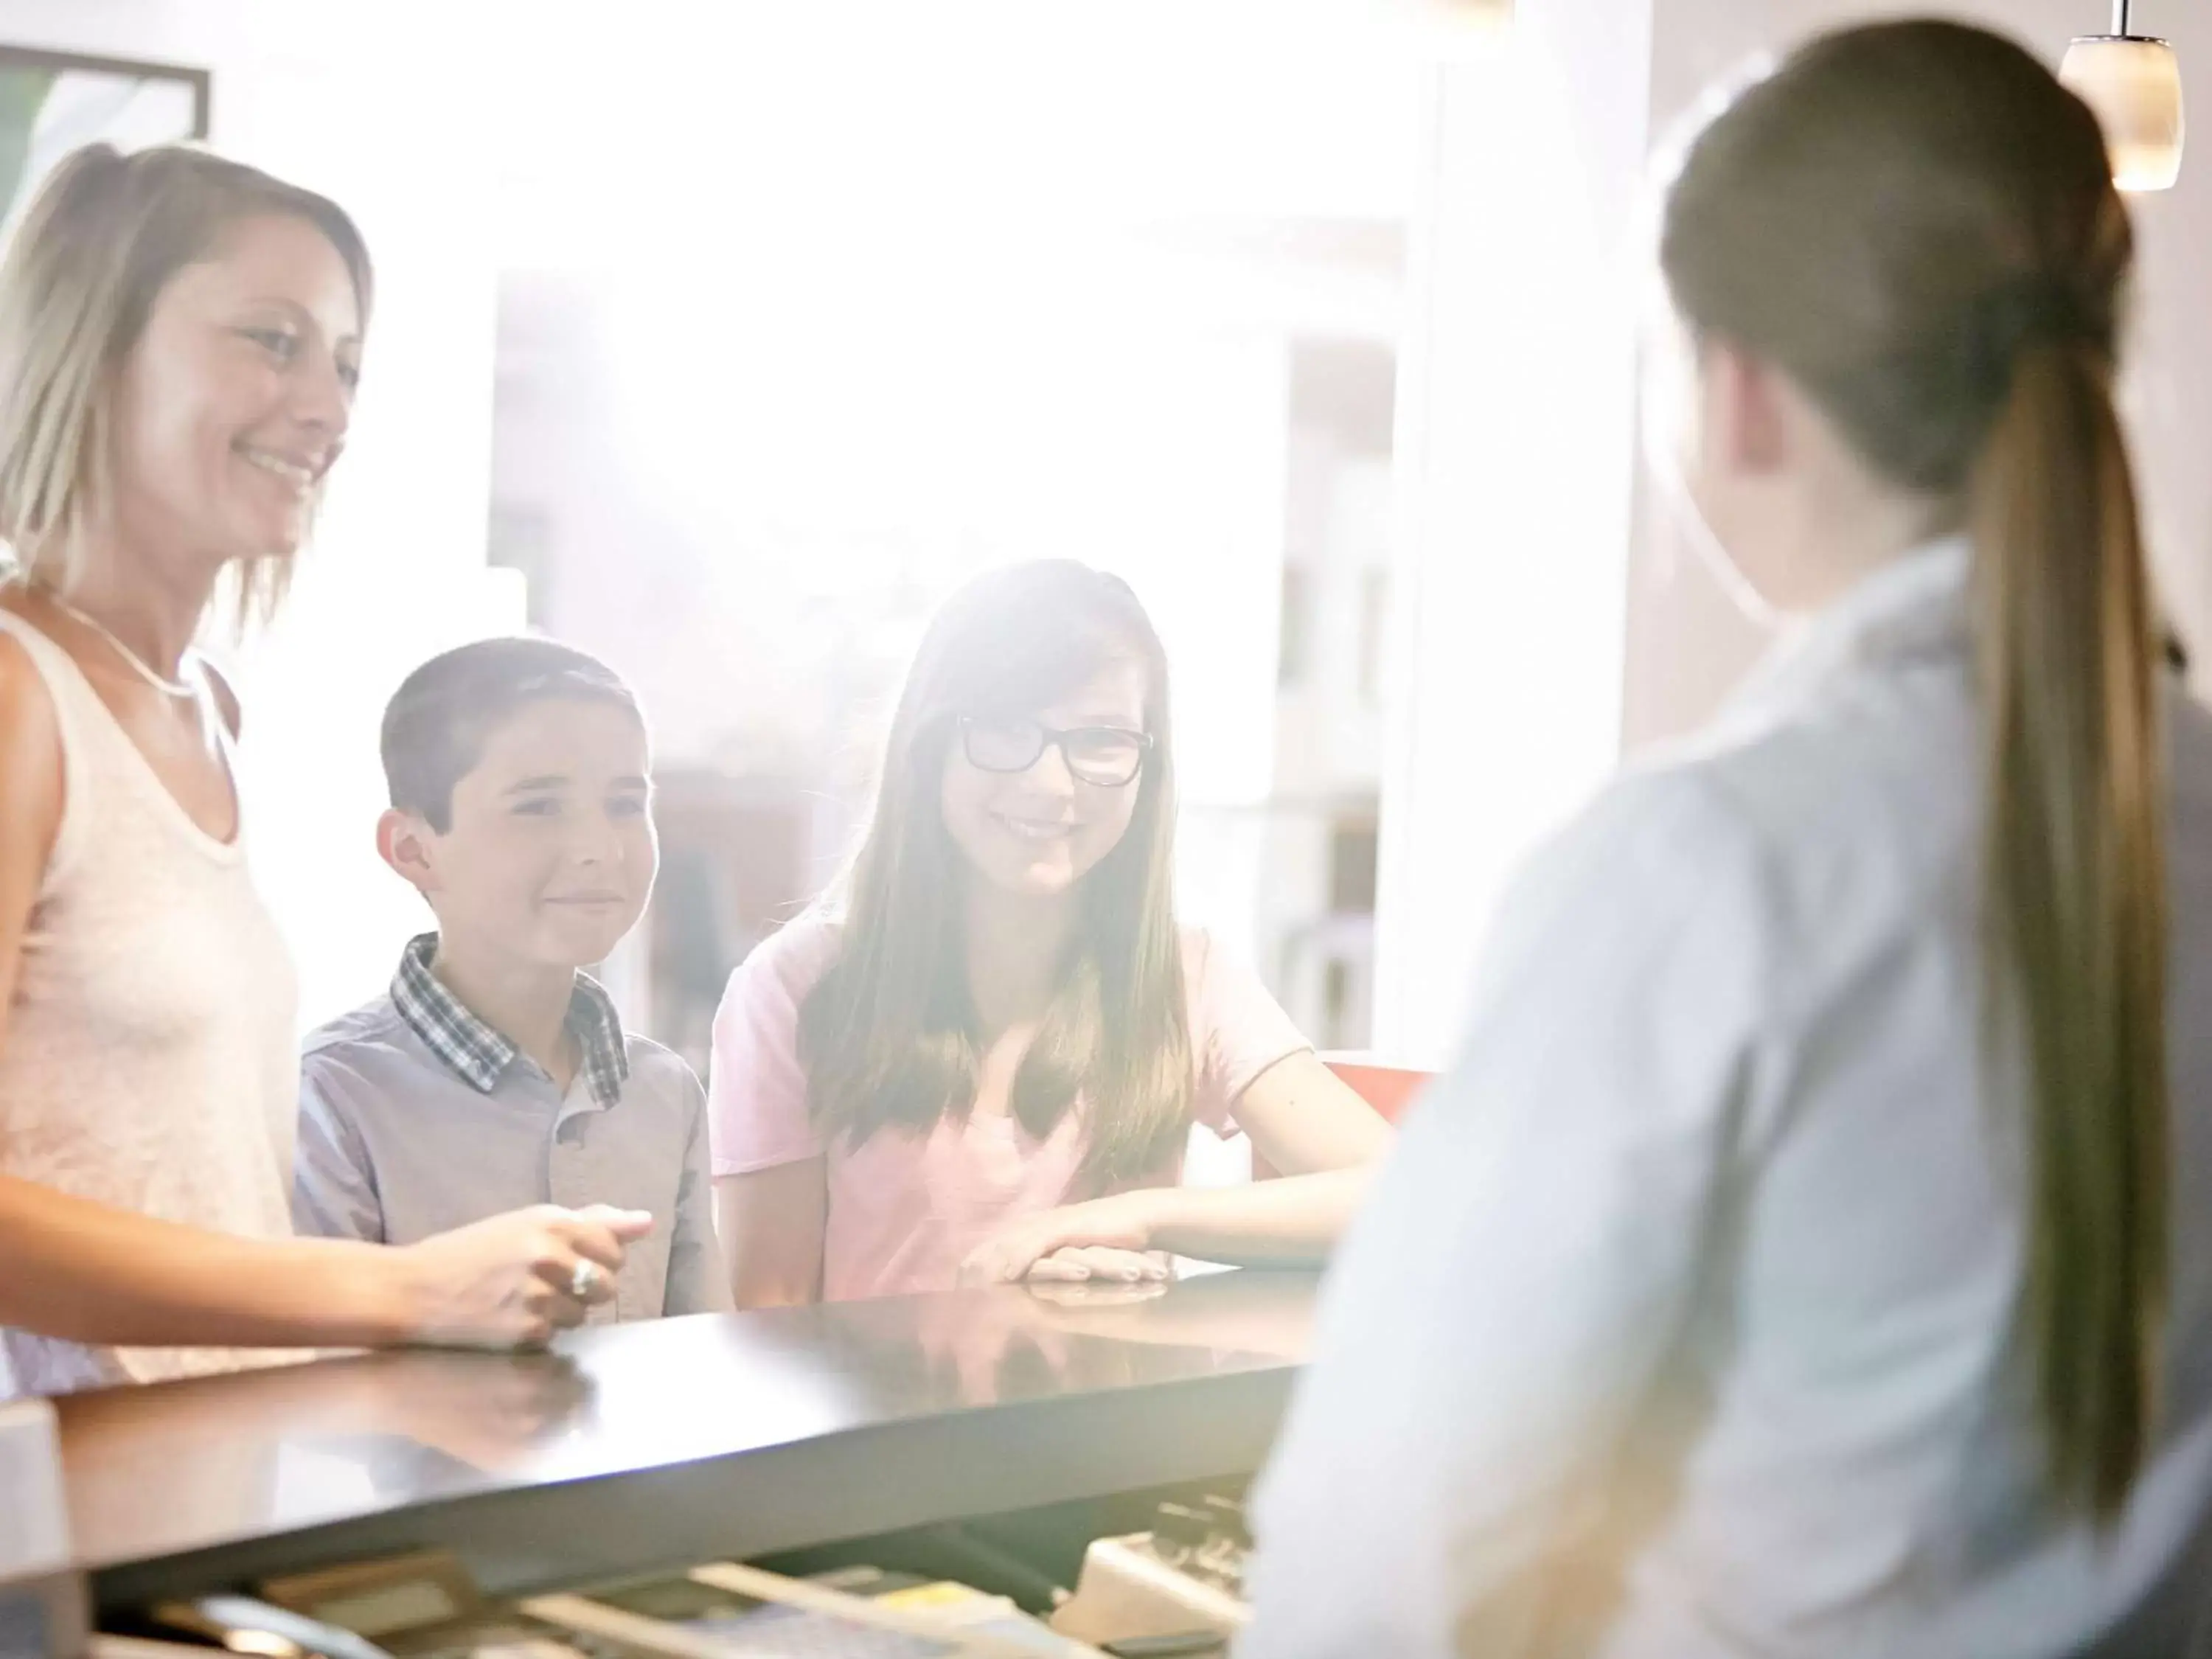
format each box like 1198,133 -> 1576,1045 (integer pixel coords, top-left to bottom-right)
484,22 -> 1425,1070
1,0 -> 2208,1093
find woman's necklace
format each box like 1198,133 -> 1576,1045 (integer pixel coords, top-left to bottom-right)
33,585 -> 200,700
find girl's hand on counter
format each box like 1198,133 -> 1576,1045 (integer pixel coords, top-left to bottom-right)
391,1204 -> 653,1349
957,1192 -> 1168,1286
1029,1245 -> 1173,1285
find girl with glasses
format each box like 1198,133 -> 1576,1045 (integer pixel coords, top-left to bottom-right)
707,560 -> 1391,1305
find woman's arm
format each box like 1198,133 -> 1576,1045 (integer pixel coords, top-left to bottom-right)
714,1161 -> 827,1308
959,1050 -> 1394,1282
0,637 -> 644,1353
0,1177 -> 643,1349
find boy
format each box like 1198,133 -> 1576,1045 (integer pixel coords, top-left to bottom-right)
295,638 -> 732,1320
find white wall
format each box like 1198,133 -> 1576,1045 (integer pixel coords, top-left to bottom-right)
0,0 -> 513,1023
1371,0 -> 1657,1066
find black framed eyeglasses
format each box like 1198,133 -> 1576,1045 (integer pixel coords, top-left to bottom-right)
957,716 -> 1154,788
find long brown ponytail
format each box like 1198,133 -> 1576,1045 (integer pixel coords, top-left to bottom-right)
1660,21 -> 2167,1517
1974,334 -> 2166,1513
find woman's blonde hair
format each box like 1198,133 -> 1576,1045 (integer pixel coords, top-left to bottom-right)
1663,22 -> 2166,1520
0,142 -> 372,624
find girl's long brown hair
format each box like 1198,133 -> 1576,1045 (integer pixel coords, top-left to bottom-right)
798,560 -> 1193,1186
1662,22 -> 2166,1518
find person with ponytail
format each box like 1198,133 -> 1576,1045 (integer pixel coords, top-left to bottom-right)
1240,22 -> 2212,1658
707,560 -> 1391,1306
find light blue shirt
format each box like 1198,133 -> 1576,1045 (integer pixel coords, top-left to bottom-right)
1242,543 -> 2212,1658
295,987 -> 731,1322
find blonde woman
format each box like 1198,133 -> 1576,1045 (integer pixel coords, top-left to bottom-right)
0,145 -> 646,1400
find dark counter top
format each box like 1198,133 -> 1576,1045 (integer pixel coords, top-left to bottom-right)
55,1270 -> 1317,1615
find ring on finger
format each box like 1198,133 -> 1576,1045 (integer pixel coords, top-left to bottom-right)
570,1259 -> 602,1300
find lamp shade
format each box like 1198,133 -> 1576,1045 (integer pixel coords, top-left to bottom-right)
2062,35 -> 2186,192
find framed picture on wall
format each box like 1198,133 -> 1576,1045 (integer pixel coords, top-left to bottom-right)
0,45 -> 209,229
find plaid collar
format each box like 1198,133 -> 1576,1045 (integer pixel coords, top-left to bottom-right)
392,933 -> 630,1110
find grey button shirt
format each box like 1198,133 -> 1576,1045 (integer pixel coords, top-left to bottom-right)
294,943 -> 731,1321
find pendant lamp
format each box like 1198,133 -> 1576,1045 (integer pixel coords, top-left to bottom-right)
2061,1 -> 2185,192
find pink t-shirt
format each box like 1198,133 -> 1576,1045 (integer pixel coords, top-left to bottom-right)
708,916 -> 1311,1301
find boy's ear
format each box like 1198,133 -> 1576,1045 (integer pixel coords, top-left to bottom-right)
378,807 -> 441,894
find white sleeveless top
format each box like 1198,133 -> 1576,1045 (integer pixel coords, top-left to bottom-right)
0,611 -> 301,1399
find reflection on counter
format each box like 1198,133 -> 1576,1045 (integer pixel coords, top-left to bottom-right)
63,1272 -> 1318,1618
56,1351 -> 602,1566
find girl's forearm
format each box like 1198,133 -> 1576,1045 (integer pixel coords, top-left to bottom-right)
1133,1166 -> 1377,1266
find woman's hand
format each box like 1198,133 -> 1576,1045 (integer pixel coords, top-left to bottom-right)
957,1192 -> 1167,1286
392,1204 -> 653,1349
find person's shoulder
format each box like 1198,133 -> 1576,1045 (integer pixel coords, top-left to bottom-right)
0,622 -> 63,842
729,913 -> 846,1000
1506,702 -> 1963,1027
621,1032 -> 705,1105
301,994 -> 413,1069
0,613 -> 61,757
1615,654 -> 1988,960
1176,925 -> 1279,1008
1178,924 -> 1242,978
1553,754 -> 1766,883
1671,642 -> 1978,859
0,613 -> 48,686
1464,753 -> 1782,981
299,995 -> 423,1124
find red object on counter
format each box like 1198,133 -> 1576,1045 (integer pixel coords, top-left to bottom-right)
1320,1055 -> 1430,1124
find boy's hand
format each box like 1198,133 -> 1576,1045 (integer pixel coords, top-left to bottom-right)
392,1204 -> 654,1349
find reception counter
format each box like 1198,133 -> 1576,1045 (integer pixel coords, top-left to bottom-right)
51,1270 -> 1318,1622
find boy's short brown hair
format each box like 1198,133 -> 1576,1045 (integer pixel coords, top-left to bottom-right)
382,637 -> 642,832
